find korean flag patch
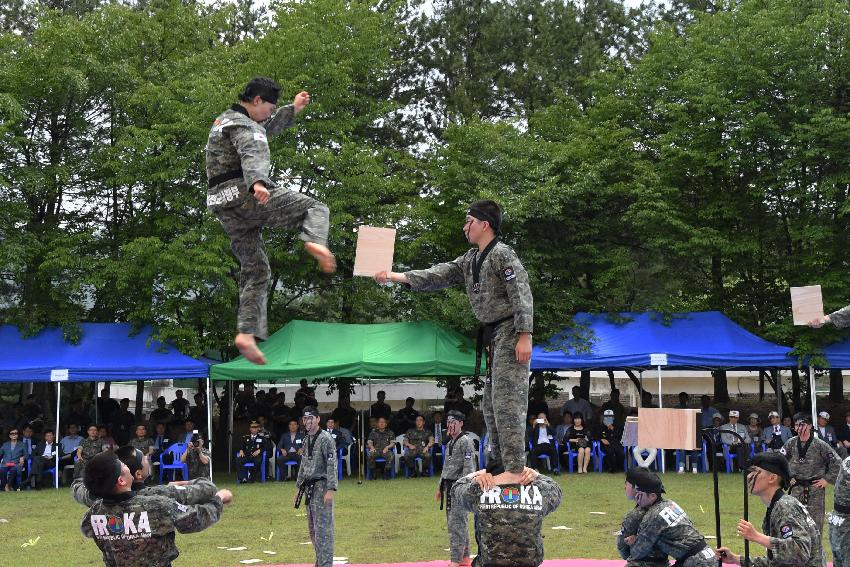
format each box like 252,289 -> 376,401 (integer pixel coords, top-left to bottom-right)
253,131 -> 268,142
503,267 -> 516,281
780,524 -> 793,539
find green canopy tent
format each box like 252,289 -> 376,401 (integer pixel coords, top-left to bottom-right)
210,319 -> 482,475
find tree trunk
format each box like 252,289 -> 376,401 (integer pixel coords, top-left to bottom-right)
625,370 -> 643,397
579,370 -> 590,402
758,370 -> 765,401
712,370 -> 729,403
829,369 -> 844,402
134,380 -> 145,420
607,370 -> 616,392
790,368 -> 802,412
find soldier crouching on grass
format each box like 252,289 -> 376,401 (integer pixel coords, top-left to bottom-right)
81,452 -> 232,567
717,452 -> 822,567
617,468 -> 670,567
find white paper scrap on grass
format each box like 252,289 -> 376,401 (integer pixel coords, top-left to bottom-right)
0,518 -> 8,523
226,546 -> 248,551
589,511 -> 607,515
239,560 -> 263,565
217,546 -> 228,549
262,551 -> 277,555
551,526 -> 573,530
704,535 -> 717,539
299,541 -> 313,545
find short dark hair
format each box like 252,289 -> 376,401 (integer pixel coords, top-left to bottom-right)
44,429 -> 54,436
115,446 -> 144,477
240,76 -> 281,105
83,452 -> 123,497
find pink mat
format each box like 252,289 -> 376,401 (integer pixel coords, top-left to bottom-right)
269,561 -> 627,567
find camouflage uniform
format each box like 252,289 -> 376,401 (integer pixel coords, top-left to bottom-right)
128,437 -> 154,455
71,477 -> 218,508
81,491 -> 224,566
781,435 -> 841,534
829,456 -> 850,567
405,240 -> 533,472
439,432 -> 478,561
75,437 -> 104,478
184,447 -> 211,480
206,103 -> 329,340
404,427 -> 433,472
296,429 -> 338,567
448,473 -> 562,566
628,498 -> 715,567
751,491 -> 822,567
367,429 -> 395,474
828,306 -> 850,328
616,506 -> 668,567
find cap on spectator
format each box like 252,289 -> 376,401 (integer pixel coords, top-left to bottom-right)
818,411 -> 830,420
793,412 -> 813,425
729,410 -> 740,418
768,411 -> 780,418
446,410 -> 466,422
749,413 -> 759,420
302,406 -> 319,418
712,412 -> 723,420
249,420 -> 260,427
603,409 -> 615,416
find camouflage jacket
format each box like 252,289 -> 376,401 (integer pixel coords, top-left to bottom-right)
833,456 -> 850,512
720,423 -> 751,446
78,437 -> 103,461
628,498 -> 710,563
72,477 -> 217,508
440,433 -> 477,482
405,428 -> 433,449
449,473 -> 562,567
404,240 -> 533,333
296,429 -> 338,491
368,429 -> 395,452
781,435 -> 841,483
185,447 -> 211,480
829,305 -> 850,328
205,103 -> 296,210
751,491 -> 822,567
616,506 -> 668,563
81,490 -> 223,567
128,437 -> 154,454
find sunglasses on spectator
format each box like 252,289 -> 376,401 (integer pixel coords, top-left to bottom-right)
9,432 -> 18,436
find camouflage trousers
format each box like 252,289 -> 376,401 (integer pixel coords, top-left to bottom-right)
790,484 -> 826,535
482,322 -> 530,473
306,479 -> 334,567
829,512 -> 850,567
403,447 -> 431,472
214,188 -> 329,339
447,482 -> 470,563
367,449 -> 392,472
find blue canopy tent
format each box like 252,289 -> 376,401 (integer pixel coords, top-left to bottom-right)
0,323 -> 210,485
816,338 -> 850,370
531,311 -> 795,371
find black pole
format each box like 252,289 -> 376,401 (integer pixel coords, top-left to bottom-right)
701,427 -> 749,567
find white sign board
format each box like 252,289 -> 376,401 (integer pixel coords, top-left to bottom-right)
649,353 -> 668,366
791,285 -> 824,326
50,369 -> 69,382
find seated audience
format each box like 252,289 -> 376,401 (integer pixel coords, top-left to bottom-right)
237,420 -> 270,483
600,389 -> 626,426
403,414 -> 434,476
177,419 -> 198,445
746,413 -> 763,450
555,411 -> 573,446
128,424 -> 154,456
151,422 -> 172,464
526,389 -> 550,421
528,412 -> 558,472
277,418 -> 304,479
59,423 -> 82,471
763,410 -> 791,452
816,410 -> 845,457
367,417 -> 395,478
75,425 -> 103,477
598,409 -> 624,473
180,433 -> 211,479
719,410 -> 750,471
97,424 -> 118,452
566,413 -> 592,473
29,429 -> 57,489
838,411 -> 850,456
1,428 -> 26,491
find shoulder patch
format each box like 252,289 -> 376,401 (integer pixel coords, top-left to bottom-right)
779,447 -> 786,455
503,267 -> 516,281
843,457 -> 850,475
253,131 -> 267,142
779,524 -> 792,539
176,503 -> 189,513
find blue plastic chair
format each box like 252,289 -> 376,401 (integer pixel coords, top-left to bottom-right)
528,439 -> 560,473
27,457 -> 59,488
627,446 -> 663,471
237,450 -> 267,483
596,440 -> 626,472
365,446 -> 395,480
159,443 -> 189,483
675,441 -> 708,473
275,449 -> 298,481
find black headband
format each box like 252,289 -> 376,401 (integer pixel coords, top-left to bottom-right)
467,206 -> 500,233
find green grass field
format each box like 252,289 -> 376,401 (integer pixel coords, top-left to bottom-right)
0,472 -> 835,567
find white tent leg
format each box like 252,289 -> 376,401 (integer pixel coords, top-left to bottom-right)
809,368 -> 817,424
55,381 -> 61,489
227,381 -> 234,474
657,365 -> 664,473
207,379 -> 213,482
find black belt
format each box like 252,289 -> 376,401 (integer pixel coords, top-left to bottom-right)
474,316 -> 513,379
672,543 -> 709,567
792,476 -> 821,487
208,170 -> 243,187
294,477 -> 326,508
440,478 -> 457,511
835,502 -> 850,514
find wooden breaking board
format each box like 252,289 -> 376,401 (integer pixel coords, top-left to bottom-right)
353,226 -> 396,277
